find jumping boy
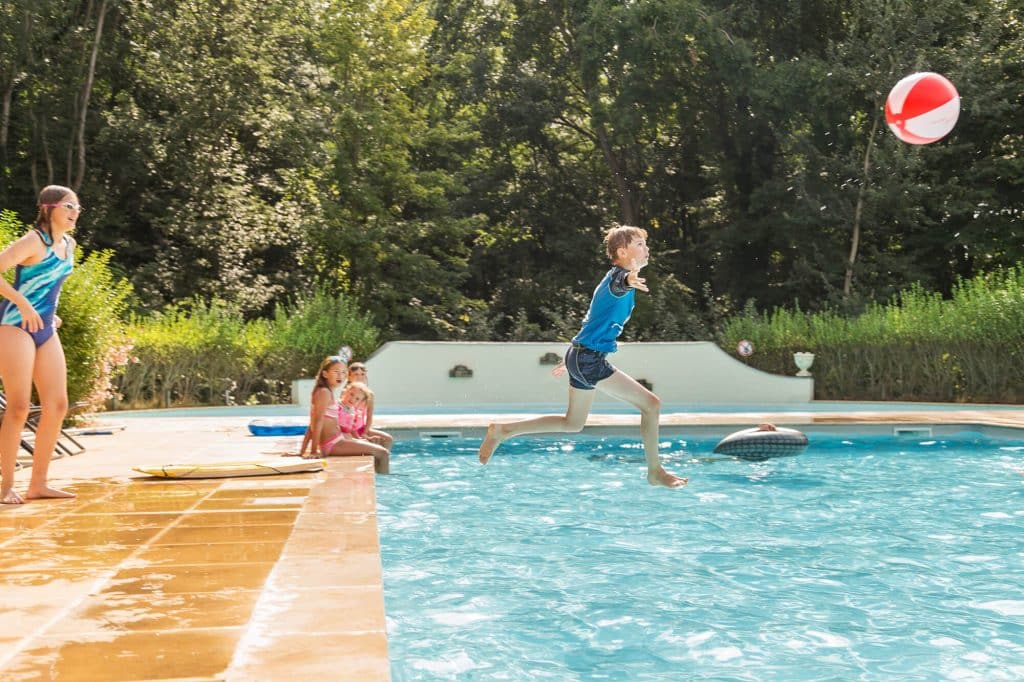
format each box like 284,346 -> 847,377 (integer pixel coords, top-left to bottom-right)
478,224 -> 688,488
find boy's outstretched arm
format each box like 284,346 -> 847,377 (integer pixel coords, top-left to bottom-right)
626,259 -> 649,292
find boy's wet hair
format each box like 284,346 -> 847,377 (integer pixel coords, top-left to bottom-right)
603,224 -> 647,262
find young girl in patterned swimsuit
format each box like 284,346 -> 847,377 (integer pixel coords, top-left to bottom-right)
0,185 -> 80,504
346,362 -> 393,449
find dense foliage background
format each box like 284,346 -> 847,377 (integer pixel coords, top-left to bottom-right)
0,0 -> 1021,404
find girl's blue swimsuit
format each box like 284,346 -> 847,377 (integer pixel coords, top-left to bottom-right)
0,229 -> 74,347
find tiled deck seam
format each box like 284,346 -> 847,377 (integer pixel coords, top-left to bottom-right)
0,482 -> 228,673
225,456 -> 390,680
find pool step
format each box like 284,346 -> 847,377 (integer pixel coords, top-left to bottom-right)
893,426 -> 933,438
419,430 -> 463,439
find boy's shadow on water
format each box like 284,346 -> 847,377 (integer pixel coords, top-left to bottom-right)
586,451 -> 826,488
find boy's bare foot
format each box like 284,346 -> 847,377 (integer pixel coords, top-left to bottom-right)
2,487 -> 25,504
648,468 -> 688,488
25,485 -> 75,500
478,423 -> 505,464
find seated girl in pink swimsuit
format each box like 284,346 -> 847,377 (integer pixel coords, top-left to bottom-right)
336,382 -> 371,437
303,356 -> 390,474
346,363 -> 394,449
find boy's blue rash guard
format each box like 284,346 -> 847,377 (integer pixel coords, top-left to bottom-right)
572,266 -> 634,353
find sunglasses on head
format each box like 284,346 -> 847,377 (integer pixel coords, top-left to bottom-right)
44,202 -> 84,212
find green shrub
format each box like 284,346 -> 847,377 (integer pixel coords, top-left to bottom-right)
265,286 -> 380,383
116,287 -> 379,408
58,250 -> 135,409
118,299 -> 267,407
720,265 -> 1024,403
0,211 -> 23,282
0,209 -> 134,410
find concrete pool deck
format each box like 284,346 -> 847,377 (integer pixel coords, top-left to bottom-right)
2,407 -> 1023,680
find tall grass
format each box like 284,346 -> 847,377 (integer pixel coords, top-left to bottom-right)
721,266 -> 1024,402
116,288 -> 379,408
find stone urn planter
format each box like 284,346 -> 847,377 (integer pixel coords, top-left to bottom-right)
793,352 -> 815,377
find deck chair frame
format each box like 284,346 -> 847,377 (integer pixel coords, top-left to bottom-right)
0,393 -> 86,459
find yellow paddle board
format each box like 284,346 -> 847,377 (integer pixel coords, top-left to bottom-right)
133,458 -> 326,479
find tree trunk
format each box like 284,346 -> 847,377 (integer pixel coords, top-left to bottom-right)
571,15 -> 641,228
74,0 -> 109,191
41,112 -> 54,186
2,8 -> 34,198
593,121 -> 640,225
844,113 -> 880,297
1,83 -> 12,174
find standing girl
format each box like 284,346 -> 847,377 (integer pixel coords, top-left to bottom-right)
0,185 -> 79,504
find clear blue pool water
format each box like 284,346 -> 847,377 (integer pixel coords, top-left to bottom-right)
378,433 -> 1024,680
107,400 -> 1024,418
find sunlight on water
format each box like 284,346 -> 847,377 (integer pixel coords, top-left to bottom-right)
379,432 -> 1024,680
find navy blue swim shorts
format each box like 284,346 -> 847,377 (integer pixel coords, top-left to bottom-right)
565,343 -> 616,390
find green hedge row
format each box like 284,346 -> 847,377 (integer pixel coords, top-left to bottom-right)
4,207 -> 379,410
7,205 -> 1021,408
721,266 -> 1024,403
115,289 -> 379,408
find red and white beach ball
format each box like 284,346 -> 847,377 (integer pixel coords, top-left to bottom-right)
884,72 -> 960,144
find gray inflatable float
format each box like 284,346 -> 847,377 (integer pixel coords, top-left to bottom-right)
714,427 -> 808,460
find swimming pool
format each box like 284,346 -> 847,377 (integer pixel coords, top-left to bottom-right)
378,433 -> 1024,680
105,400 -> 1024,419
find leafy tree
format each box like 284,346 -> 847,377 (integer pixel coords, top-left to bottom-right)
91,0 -> 327,312
1,0 -> 1021,349
309,0 -> 486,338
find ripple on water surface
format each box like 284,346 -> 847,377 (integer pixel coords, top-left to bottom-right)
378,434 -> 1024,680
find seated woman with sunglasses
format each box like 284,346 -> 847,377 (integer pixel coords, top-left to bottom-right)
346,362 -> 393,450
301,355 -> 390,473
0,185 -> 80,504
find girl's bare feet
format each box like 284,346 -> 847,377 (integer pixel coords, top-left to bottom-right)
25,485 -> 75,500
2,487 -> 25,504
648,468 -> 688,488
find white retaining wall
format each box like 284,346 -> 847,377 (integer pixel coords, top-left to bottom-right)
292,341 -> 813,409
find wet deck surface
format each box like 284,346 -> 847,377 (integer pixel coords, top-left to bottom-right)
1,418 -> 387,681
2,407 -> 1022,680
